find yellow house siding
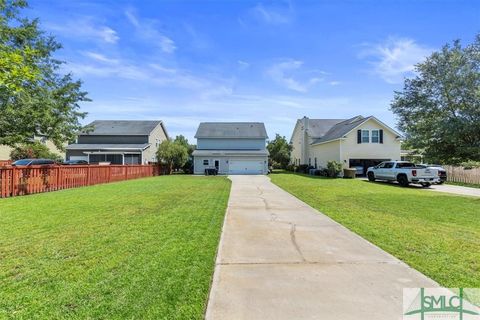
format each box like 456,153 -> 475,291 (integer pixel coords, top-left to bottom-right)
290,121 -> 303,164
340,118 -> 401,165
0,140 -> 65,160
310,140 -> 341,168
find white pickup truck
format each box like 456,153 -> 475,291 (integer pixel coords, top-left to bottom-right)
366,161 -> 439,187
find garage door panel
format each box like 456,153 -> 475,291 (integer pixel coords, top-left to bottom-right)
229,160 -> 264,174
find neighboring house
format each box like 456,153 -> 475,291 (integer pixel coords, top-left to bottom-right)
290,115 -> 402,174
0,135 -> 65,160
66,120 -> 169,165
192,122 -> 269,175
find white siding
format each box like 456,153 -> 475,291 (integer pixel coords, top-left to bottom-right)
145,123 -> 168,163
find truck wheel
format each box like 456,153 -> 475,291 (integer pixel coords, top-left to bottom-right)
397,175 -> 409,187
367,172 -> 375,182
421,183 -> 431,188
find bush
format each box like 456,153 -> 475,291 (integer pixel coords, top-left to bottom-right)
296,164 -> 310,173
460,161 -> 480,170
10,142 -> 62,161
285,164 -> 297,172
326,161 -> 343,178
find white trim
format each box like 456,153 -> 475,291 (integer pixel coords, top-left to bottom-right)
343,116 -> 403,139
311,138 -> 345,146
310,116 -> 403,146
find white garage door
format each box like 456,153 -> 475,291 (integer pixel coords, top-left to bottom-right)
229,160 -> 264,174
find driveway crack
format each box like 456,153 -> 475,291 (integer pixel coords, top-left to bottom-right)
290,223 -> 306,262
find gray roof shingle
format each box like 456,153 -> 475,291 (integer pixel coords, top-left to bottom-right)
195,122 -> 268,139
310,116 -> 368,144
81,120 -> 162,135
66,143 -> 150,150
306,119 -> 347,137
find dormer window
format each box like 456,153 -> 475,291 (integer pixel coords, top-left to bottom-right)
361,130 -> 370,143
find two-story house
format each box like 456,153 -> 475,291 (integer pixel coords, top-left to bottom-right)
290,115 -> 402,175
66,120 -> 169,165
192,122 -> 269,175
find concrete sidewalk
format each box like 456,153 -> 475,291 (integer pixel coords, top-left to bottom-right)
206,175 -> 437,320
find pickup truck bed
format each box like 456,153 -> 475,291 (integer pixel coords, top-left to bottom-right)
367,161 -> 439,187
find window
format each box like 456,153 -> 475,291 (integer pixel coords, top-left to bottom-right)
371,130 -> 379,143
361,130 -> 370,143
203,159 -> 209,166
383,162 -> 394,169
396,162 -> 415,168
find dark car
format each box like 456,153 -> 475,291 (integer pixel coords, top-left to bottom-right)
11,159 -> 57,166
62,160 -> 89,165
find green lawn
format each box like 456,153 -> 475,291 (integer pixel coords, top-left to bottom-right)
270,172 -> 480,287
0,176 -> 231,319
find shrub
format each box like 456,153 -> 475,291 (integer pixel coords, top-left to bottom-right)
297,164 -> 310,173
10,142 -> 62,161
285,164 -> 297,172
460,161 -> 480,170
326,161 -> 343,178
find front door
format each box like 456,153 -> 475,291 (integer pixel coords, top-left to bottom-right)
214,160 -> 220,171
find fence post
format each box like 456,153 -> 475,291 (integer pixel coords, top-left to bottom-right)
56,166 -> 60,190
87,166 -> 91,185
10,167 -> 16,197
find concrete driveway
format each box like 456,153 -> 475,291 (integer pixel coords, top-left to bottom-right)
206,175 -> 437,320
359,177 -> 480,197
427,183 -> 480,197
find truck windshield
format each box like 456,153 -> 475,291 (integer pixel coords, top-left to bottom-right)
396,162 -> 416,168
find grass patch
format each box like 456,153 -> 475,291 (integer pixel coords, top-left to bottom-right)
270,172 -> 480,287
0,176 -> 231,319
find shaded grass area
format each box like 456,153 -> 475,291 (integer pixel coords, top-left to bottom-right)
270,172 -> 480,287
0,176 -> 231,319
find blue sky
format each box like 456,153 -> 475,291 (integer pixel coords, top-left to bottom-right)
28,0 -> 479,142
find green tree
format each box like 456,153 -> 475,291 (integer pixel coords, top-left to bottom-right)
0,0 -> 89,150
156,140 -> 188,174
391,35 -> 480,164
174,135 -> 195,173
267,134 -> 292,169
10,141 -> 62,161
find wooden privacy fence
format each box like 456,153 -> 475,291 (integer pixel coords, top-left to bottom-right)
444,165 -> 480,185
0,164 -> 162,198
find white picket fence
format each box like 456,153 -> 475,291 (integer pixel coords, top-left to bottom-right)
444,165 -> 480,185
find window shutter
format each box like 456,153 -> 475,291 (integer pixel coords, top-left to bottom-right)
357,130 -> 362,144
379,129 -> 384,144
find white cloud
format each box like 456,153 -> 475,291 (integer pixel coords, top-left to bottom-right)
329,81 -> 341,86
237,60 -> 250,70
124,8 -> 176,54
266,59 -> 320,92
83,52 -> 119,64
46,19 -> 119,44
360,37 -> 433,83
66,58 -> 233,99
250,3 -> 293,25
